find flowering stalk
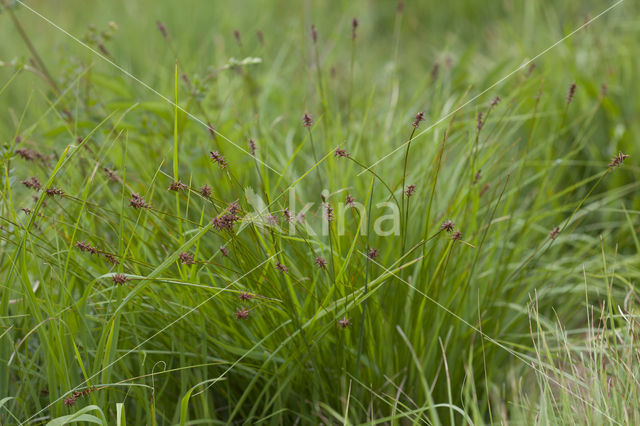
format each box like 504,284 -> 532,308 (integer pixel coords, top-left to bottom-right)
401,112 -> 424,253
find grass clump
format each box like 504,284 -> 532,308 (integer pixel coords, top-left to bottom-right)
0,0 -> 638,424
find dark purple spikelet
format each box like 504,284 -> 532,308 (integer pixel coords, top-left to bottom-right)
323,203 -> 334,222
207,122 -> 216,140
209,151 -> 227,168
311,25 -> 318,43
549,226 -> 560,240
275,262 -> 289,273
314,256 -> 327,269
16,148 -> 37,161
367,248 -> 379,260
405,184 -> 416,197
396,1 -> 404,13
45,187 -> 64,197
71,387 -> 95,400
473,170 -> 482,184
600,83 -> 608,98
200,184 -> 212,198
490,96 -> 501,107
239,292 -> 253,301
20,207 -> 32,215
104,167 -> 118,182
103,253 -> 120,266
212,213 -> 239,231
234,307 -> 249,320
430,62 -> 440,81
181,73 -> 190,85
64,396 -> 76,407
168,180 -> 187,191
113,273 -> 128,285
413,111 -> 425,127
345,194 -> 355,207
22,176 -> 42,191
283,208 -> 294,222
249,139 -> 256,155
129,192 -> 150,209
219,246 -> 229,257
351,18 -> 358,40
178,251 -> 195,265
76,240 -> 99,255
566,82 -> 577,104
233,30 -> 242,46
156,21 -> 169,39
334,146 -> 349,158
227,201 -> 241,214
608,152 -> 629,169
451,230 -> 462,241
257,30 -> 265,46
302,113 -> 313,128
476,112 -> 484,131
338,316 -> 351,328
440,220 -> 455,233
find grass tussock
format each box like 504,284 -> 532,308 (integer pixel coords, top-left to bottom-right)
0,0 -> 638,424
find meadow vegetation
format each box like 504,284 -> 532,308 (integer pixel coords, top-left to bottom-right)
0,0 -> 639,424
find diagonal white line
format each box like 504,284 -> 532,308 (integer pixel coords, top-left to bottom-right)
359,251 -> 622,425
22,253 -> 279,424
15,0 -> 282,176
357,0 -> 624,175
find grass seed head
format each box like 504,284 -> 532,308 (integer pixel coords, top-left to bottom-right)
113,273 -> 128,285
275,262 -> 289,273
200,184 -> 212,198
168,180 -> 187,191
338,316 -> 351,328
129,192 -> 150,209
405,185 -> 416,197
22,176 -> 42,191
314,256 -> 327,269
608,152 -> 629,169
302,113 -> 313,128
440,220 -> 455,233
234,307 -> 250,320
413,111 -> 425,127
367,248 -> 379,259
566,82 -> 577,104
239,292 -> 253,301
178,251 -> 195,265
334,146 -> 349,158
209,151 -> 227,168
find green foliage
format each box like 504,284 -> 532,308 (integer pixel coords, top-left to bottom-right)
0,0 -> 638,424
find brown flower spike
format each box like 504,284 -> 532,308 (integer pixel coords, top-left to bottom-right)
168,180 -> 187,191
440,220 -> 455,233
234,307 -> 250,320
178,252 -> 195,265
129,193 -> 150,209
113,273 -> 128,285
209,151 -> 227,169
608,152 -> 629,169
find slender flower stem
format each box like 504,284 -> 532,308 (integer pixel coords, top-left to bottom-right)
4,1 -> 59,94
